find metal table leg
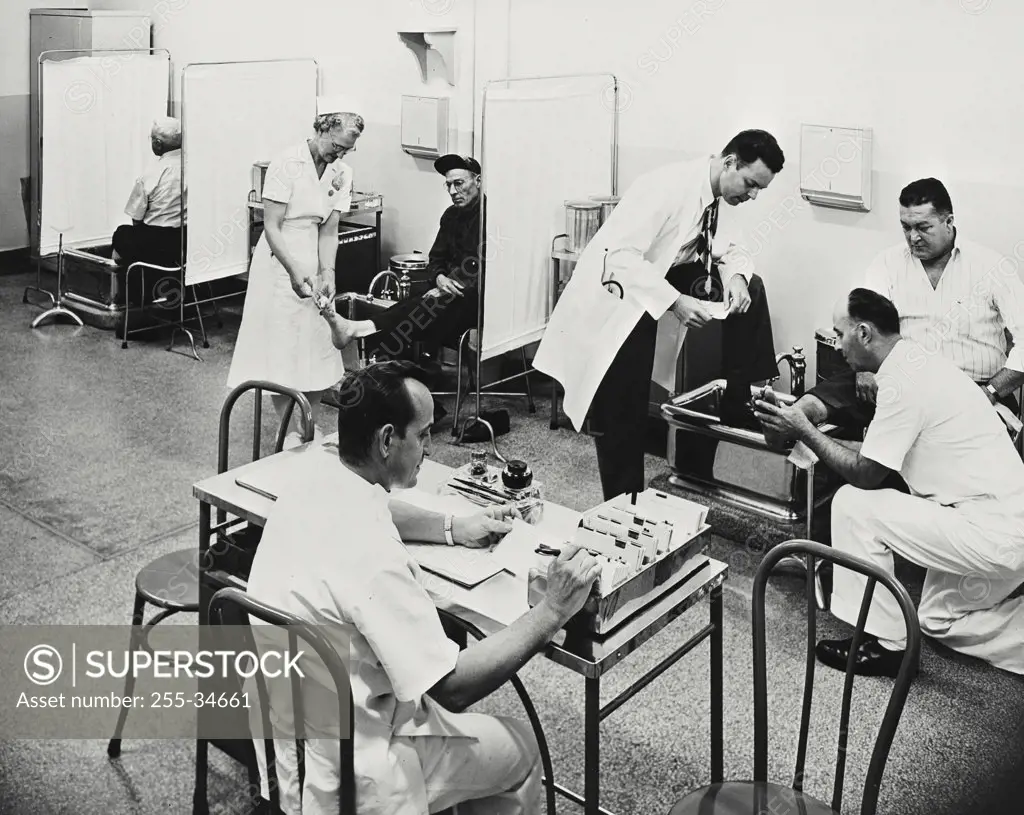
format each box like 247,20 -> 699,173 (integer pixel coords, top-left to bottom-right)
194,501 -> 211,815
710,585 -> 723,783
585,676 -> 600,815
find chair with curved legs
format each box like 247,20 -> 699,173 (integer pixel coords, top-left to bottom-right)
207,586 -> 356,815
438,608 -> 558,815
106,382 -> 314,760
667,539 -> 921,815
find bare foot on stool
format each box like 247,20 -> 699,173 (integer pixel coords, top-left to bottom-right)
319,299 -> 361,350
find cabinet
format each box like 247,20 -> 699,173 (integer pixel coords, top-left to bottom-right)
29,8 -> 152,258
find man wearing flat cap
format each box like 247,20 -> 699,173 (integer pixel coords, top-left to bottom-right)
111,117 -> 186,274
321,154 -> 484,358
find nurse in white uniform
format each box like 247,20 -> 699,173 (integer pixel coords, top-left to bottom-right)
227,101 -> 364,445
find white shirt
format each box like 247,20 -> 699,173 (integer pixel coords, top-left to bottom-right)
124,148 -> 184,227
862,339 -> 1024,509
246,456 -> 465,815
861,238 -> 1024,380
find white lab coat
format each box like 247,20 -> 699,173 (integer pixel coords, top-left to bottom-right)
533,156 -> 753,431
246,455 -> 540,814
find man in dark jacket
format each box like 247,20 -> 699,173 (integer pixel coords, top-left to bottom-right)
332,154 -> 484,358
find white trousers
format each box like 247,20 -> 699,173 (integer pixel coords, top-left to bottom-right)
830,485 -> 1024,675
255,712 -> 541,815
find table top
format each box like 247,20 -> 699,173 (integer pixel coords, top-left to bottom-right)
194,437 -> 728,677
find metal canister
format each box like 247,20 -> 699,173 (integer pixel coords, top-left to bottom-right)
564,200 -> 602,254
589,194 -> 620,226
389,252 -> 430,297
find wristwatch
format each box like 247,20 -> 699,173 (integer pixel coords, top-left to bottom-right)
985,383 -> 999,403
444,514 -> 455,546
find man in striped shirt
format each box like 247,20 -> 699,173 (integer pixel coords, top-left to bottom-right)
767,177 -> 1024,443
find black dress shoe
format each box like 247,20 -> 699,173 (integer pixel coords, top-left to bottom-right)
815,635 -> 913,678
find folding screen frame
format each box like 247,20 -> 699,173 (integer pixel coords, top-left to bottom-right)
448,73 -> 620,461
24,48 -> 173,319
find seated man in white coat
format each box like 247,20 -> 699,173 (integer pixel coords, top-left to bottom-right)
246,360 -> 601,814
755,288 -> 1024,677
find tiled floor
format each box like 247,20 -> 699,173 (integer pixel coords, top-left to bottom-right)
1,268 -> 1022,814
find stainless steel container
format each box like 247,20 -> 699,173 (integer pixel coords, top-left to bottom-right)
564,200 -> 602,254
662,379 -> 845,523
589,194 -> 621,225
389,252 -> 430,298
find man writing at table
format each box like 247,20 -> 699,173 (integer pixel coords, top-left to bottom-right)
534,129 -> 785,500
247,360 -> 601,815
755,289 -> 1024,677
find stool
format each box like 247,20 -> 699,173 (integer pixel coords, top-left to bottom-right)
107,548 -> 200,757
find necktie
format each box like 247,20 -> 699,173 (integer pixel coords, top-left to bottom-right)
699,199 -> 720,296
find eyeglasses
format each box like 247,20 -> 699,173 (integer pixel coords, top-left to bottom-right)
330,140 -> 356,156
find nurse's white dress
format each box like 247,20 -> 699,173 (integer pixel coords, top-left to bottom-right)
227,140 -> 350,392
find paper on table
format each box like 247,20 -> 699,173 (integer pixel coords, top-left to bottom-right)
405,543 -> 506,588
489,519 -> 558,578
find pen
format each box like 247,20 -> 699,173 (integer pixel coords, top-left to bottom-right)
451,477 -> 509,501
235,479 -> 277,501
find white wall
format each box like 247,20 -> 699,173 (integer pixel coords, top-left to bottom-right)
94,0 -> 508,266
504,0 -> 1024,377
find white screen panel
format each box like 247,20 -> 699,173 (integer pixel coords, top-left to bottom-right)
182,60 -> 317,285
480,76 -> 616,360
40,53 -> 169,255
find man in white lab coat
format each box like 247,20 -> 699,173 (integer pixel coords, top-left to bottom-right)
755,289 -> 1024,677
246,360 -> 602,814
534,130 -> 785,500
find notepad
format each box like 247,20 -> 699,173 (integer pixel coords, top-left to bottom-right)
405,544 -> 506,588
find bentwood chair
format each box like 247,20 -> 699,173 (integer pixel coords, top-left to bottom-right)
667,540 -> 921,815
438,608 -> 558,815
207,587 -> 356,815
107,382 -> 313,760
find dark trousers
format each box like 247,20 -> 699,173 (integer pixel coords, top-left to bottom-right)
808,369 -> 1020,428
111,224 -> 185,307
368,287 -> 479,359
590,263 -> 779,500
112,223 -> 184,268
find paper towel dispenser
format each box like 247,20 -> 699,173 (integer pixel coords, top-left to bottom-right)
799,124 -> 872,212
401,95 -> 450,159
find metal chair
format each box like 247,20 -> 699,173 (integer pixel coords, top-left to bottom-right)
667,540 -> 922,815
438,609 -> 558,815
106,382 -> 313,760
208,586 -> 356,815
120,260 -> 212,359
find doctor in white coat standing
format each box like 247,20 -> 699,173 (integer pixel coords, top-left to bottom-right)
534,130 -> 785,500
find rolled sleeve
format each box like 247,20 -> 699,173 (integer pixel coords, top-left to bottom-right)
124,176 -> 148,220
991,270 -> 1024,372
860,374 -> 923,471
350,563 -> 459,703
715,239 -> 754,286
